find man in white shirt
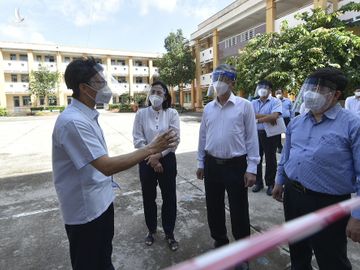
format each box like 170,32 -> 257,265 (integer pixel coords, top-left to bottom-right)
196,64 -> 260,270
344,86 -> 360,116
52,57 -> 177,270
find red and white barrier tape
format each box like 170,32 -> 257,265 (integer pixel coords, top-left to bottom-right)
165,197 -> 360,270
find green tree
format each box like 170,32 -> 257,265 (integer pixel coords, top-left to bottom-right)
155,29 -> 195,104
227,3 -> 360,98
29,66 -> 60,106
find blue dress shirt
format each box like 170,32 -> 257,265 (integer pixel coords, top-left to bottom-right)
279,97 -> 292,118
252,96 -> 282,130
276,103 -> 360,219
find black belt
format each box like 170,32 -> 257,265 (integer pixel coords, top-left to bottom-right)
288,179 -> 350,199
206,153 -> 246,166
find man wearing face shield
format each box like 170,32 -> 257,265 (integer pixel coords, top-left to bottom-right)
272,67 -> 360,270
251,80 -> 282,196
345,86 -> 360,116
197,64 -> 259,270
132,81 -> 180,251
275,89 -> 292,153
52,58 -> 177,270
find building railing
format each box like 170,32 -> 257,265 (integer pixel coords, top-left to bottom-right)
200,73 -> 212,87
133,66 -> 149,76
33,61 -> 57,72
4,82 -> 29,93
200,47 -> 214,64
3,60 -> 29,73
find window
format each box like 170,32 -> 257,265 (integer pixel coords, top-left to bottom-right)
13,96 -> 20,107
10,54 -> 17,60
19,54 -> 28,61
64,57 -> 71,63
118,76 -> 126,83
111,59 -> 116,65
40,96 -> 45,106
135,60 -> 143,66
48,96 -> 57,106
225,39 -> 230,49
67,96 -> 72,105
21,74 -> 29,82
45,55 -> 55,62
23,96 -> 31,106
118,60 -> 125,66
185,93 -> 191,103
11,74 -> 18,82
135,77 -> 143,83
36,55 -> 42,61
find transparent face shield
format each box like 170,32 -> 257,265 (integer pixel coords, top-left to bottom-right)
293,77 -> 337,114
207,70 -> 236,97
254,84 -> 271,97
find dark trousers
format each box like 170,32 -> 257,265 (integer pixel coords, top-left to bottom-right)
139,152 -> 177,236
65,203 -> 115,270
283,181 -> 352,270
204,154 -> 250,243
278,117 -> 290,150
256,130 -> 279,187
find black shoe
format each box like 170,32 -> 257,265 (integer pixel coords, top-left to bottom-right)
214,239 -> 229,248
145,231 -> 156,246
266,186 -> 273,196
165,235 -> 179,251
252,185 -> 263,193
234,261 -> 249,270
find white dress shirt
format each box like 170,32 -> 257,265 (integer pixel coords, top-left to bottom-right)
52,98 -> 114,225
133,106 -> 180,156
197,93 -> 260,174
345,95 -> 360,116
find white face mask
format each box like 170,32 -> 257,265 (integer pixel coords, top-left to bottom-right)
355,91 -> 360,97
303,91 -> 333,113
213,81 -> 229,96
87,84 -> 113,104
276,94 -> 282,99
258,88 -> 268,97
149,95 -> 163,108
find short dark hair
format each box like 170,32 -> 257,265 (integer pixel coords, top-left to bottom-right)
147,80 -> 172,110
308,67 -> 348,92
257,79 -> 273,89
64,57 -> 99,98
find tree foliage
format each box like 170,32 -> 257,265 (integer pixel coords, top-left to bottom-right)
227,3 -> 360,97
29,66 -> 60,105
155,29 -> 195,103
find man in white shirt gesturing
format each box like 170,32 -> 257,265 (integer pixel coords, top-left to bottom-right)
196,64 -> 260,270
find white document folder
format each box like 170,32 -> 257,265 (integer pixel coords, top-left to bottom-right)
263,117 -> 286,137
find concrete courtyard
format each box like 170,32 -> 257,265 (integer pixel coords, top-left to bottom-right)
0,111 -> 359,270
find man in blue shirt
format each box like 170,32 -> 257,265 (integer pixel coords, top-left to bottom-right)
275,89 -> 292,153
251,80 -> 282,196
52,57 -> 177,270
273,67 -> 360,270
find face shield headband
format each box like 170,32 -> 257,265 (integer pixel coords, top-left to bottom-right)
292,77 -> 337,114
211,70 -> 236,83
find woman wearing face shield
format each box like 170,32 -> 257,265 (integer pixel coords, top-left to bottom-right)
132,81 -> 180,251
273,67 -> 360,270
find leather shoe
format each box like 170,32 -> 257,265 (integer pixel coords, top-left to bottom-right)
266,186 -> 273,196
252,185 -> 263,193
214,239 -> 229,248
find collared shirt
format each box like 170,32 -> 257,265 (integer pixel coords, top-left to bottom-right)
197,93 -> 260,174
276,103 -> 360,219
52,98 -> 114,225
252,96 -> 282,130
278,97 -> 292,118
345,95 -> 360,116
132,106 -> 180,156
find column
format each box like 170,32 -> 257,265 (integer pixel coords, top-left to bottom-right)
0,49 -> 6,108
266,0 -> 276,33
195,39 -> 202,110
179,84 -> 184,106
314,0 -> 327,9
170,86 -> 176,105
56,52 -> 65,106
27,51 -> 35,105
106,56 -> 113,105
128,58 -> 134,98
148,59 -> 153,84
212,29 -> 219,68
